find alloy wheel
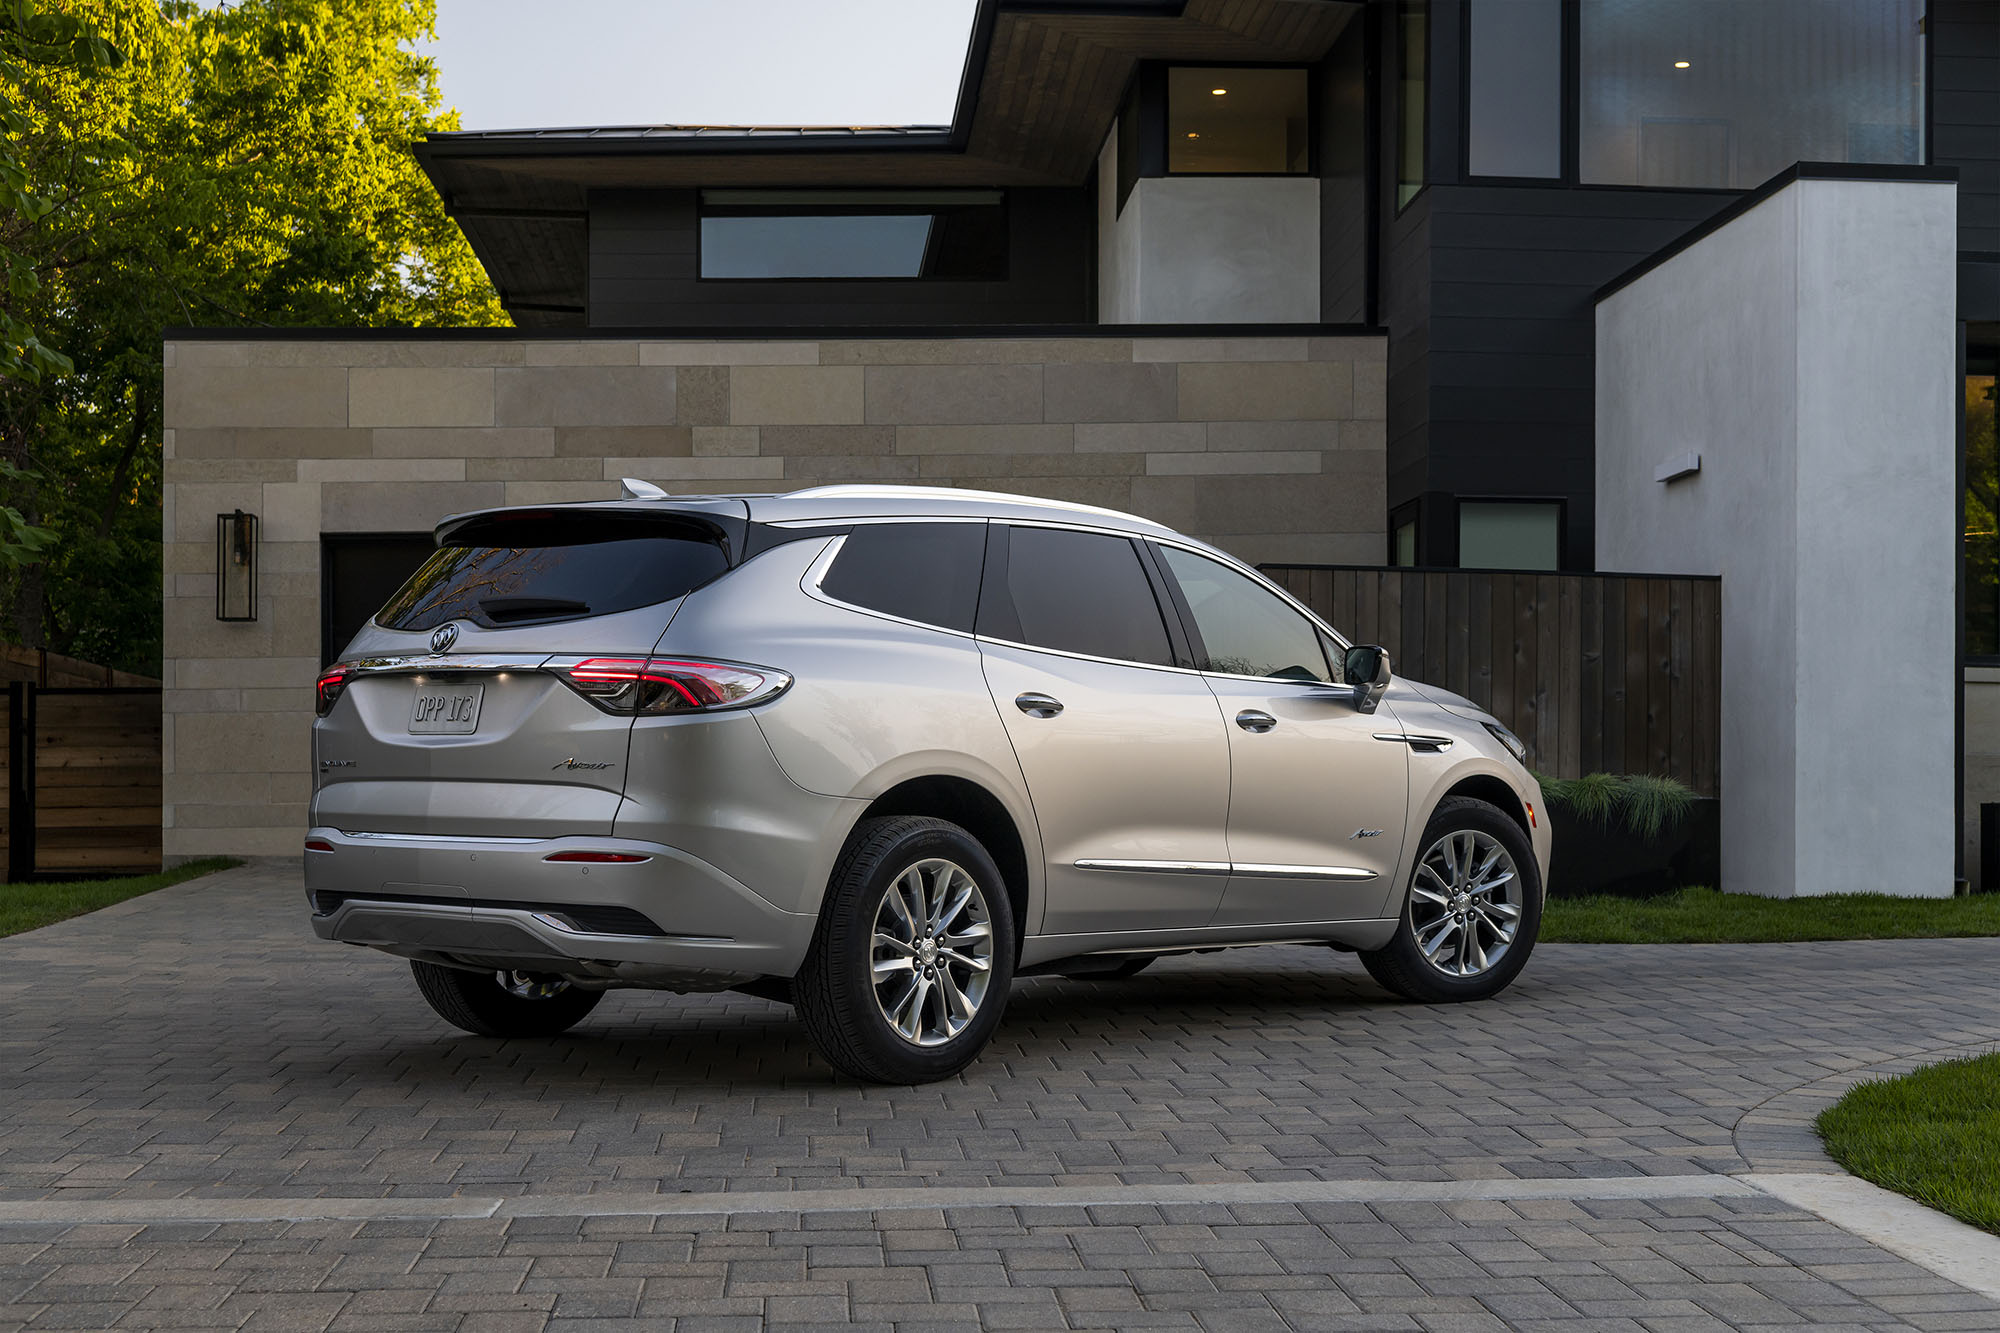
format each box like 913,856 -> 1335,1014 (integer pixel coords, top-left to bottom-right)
1408,829 -> 1524,979
870,858 -> 995,1047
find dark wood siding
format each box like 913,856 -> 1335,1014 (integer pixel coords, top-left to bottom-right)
1265,564 -> 1722,794
1933,0 -> 2000,320
586,188 -> 1093,328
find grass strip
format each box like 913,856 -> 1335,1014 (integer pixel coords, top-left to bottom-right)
0,858 -> 243,938
1542,886 -> 2000,943
1819,1052 -> 2000,1237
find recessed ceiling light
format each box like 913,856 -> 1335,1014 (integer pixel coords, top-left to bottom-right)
1211,87 -> 1228,95
1187,131 -> 1200,138
1674,60 -> 1691,68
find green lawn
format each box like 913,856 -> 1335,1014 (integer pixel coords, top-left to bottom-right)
1819,1053 -> 2000,1236
0,858 -> 242,938
1542,886 -> 2000,943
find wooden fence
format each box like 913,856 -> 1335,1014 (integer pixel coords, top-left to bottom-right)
1262,566 -> 1721,797
1,683 -> 163,879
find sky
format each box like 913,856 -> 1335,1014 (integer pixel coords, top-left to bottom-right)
415,0 -> 982,132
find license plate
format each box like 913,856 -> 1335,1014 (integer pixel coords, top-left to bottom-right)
409,683 -> 484,735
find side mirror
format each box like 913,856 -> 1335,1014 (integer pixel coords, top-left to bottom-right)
1344,644 -> 1391,714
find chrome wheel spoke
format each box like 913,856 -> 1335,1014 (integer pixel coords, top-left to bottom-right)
870,856 -> 996,1048
1406,828 -> 1525,980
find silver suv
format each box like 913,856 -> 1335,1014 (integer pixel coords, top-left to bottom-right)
309,484 -> 1549,1083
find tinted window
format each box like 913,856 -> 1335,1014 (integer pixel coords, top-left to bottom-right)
1159,546 -> 1332,683
819,522 -> 985,632
376,527 -> 728,632
983,527 -> 1172,667
323,534 -> 435,665
1167,67 -> 1310,174
700,190 -> 1007,280
1468,0 -> 1562,178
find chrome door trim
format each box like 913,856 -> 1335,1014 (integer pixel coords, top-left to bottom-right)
1074,859 -> 1231,876
1073,859 -> 1376,882
1228,863 -> 1380,881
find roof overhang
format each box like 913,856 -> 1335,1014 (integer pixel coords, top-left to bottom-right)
419,0 -> 1359,324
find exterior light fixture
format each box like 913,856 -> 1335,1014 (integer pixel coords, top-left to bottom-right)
1674,60 -> 1690,68
1210,87 -> 1227,95
215,508 -> 259,622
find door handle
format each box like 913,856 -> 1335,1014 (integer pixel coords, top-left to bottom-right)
1235,709 -> 1277,733
1015,692 -> 1064,718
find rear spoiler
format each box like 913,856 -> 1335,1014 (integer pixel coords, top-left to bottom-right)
433,500 -> 752,566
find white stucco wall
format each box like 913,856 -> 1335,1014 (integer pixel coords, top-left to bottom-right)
1597,176 -> 1958,898
1094,122 -> 1320,325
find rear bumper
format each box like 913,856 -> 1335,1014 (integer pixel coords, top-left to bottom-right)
304,827 -> 817,989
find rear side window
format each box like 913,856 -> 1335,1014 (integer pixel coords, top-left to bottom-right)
980,526 -> 1173,667
818,522 -> 985,632
376,529 -> 728,632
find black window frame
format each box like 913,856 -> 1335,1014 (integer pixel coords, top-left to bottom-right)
974,523 -> 1180,670
1395,0 -> 1429,212
695,189 -> 1011,284
1453,495 -> 1568,572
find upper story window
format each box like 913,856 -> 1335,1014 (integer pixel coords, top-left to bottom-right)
1467,0 -> 1562,179
1397,2 -> 1427,207
1166,67 -> 1310,174
699,190 -> 1007,280
1578,0 -> 1924,190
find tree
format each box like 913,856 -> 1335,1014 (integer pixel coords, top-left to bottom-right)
0,0 -> 504,673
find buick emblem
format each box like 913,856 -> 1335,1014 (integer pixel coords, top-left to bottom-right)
429,623 -> 458,655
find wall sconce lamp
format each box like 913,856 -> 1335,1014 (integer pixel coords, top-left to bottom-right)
215,509 -> 259,622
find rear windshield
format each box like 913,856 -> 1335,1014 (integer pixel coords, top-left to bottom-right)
376,531 -> 729,632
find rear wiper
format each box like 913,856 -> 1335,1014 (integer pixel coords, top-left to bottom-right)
478,596 -> 591,622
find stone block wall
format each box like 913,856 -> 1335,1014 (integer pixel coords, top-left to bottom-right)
161,332 -> 1387,856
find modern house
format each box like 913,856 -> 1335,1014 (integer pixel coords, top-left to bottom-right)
161,0 -> 1995,898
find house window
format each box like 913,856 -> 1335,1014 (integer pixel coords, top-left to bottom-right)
1397,1 -> 1427,208
1966,347 -> 1999,660
1579,0 -> 1923,190
1166,67 -> 1309,174
1458,500 -> 1561,571
1467,0 -> 1562,179
699,190 -> 1007,280
1391,514 -> 1419,567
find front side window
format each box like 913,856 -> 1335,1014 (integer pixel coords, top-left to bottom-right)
1167,67 -> 1310,174
819,522 -> 985,633
1458,500 -> 1561,571
1159,546 -> 1333,684
979,527 -> 1173,667
700,190 -> 1006,280
1579,0 -> 1923,190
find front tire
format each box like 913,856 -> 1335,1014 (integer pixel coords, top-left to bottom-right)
1360,796 -> 1541,1003
796,816 -> 1017,1084
410,962 -> 602,1037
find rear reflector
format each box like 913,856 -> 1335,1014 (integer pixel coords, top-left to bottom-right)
544,851 -> 651,864
552,656 -> 790,715
304,838 -> 334,853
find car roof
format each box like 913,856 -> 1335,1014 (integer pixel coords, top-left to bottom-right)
438,485 -> 1184,542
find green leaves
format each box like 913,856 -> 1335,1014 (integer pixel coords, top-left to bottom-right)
0,0 -> 504,673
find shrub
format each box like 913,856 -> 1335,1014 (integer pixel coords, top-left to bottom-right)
1535,771 -> 1695,840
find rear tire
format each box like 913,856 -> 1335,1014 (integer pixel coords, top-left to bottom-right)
796,815 -> 1016,1084
1360,796 -> 1541,1003
410,961 -> 602,1037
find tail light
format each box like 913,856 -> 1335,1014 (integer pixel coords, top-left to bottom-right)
315,665 -> 351,717
551,657 -> 791,715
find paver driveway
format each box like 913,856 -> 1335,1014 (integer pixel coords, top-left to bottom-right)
0,859 -> 1994,1331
